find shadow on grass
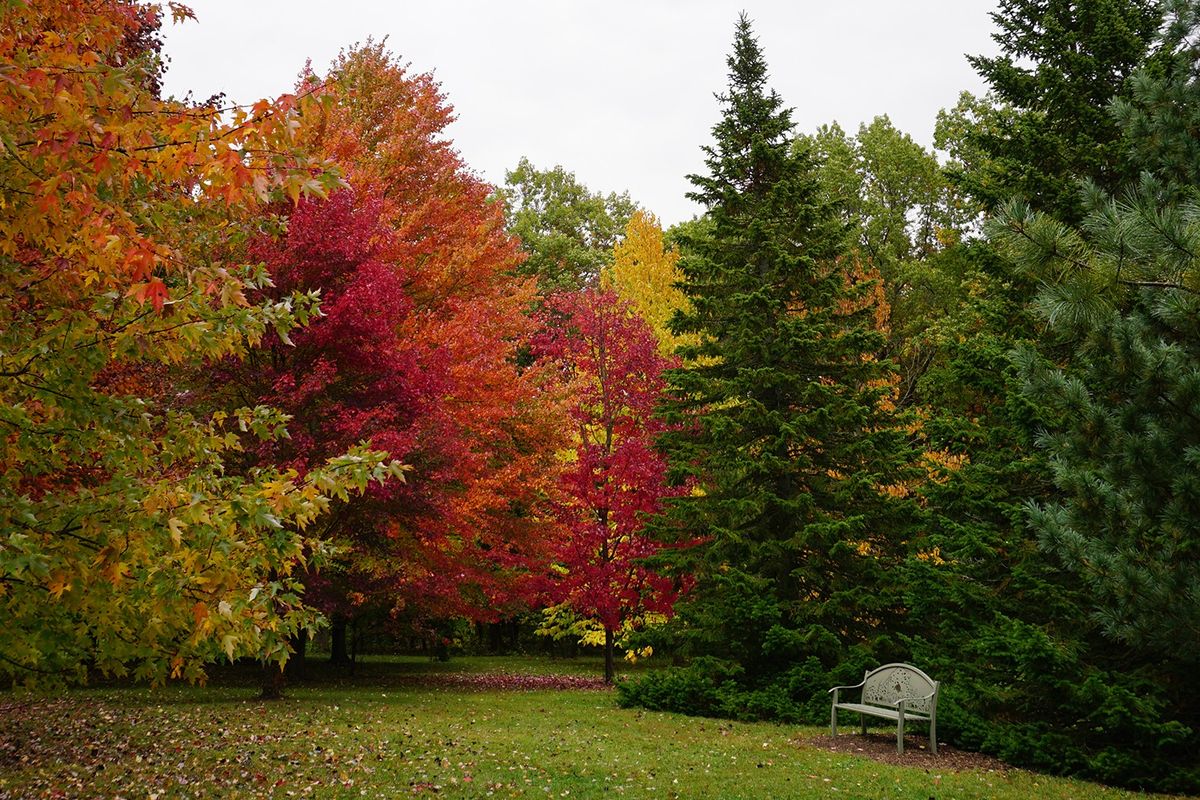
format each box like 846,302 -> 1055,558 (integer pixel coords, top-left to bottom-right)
90,653 -> 660,697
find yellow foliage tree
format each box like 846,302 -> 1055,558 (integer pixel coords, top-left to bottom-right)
602,211 -> 696,357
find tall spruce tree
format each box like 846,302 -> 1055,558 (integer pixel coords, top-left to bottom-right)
955,0 -> 1162,223
655,15 -> 916,690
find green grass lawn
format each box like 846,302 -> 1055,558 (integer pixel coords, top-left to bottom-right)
0,656 -> 1189,799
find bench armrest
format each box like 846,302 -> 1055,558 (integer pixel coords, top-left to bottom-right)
827,680 -> 866,694
890,690 -> 937,708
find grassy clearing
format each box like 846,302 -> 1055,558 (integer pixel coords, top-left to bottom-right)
0,657 -> 1189,800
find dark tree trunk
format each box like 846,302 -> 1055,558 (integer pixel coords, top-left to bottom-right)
508,617 -> 520,651
604,627 -> 615,684
330,615 -> 350,665
260,566 -> 289,698
260,661 -> 285,700
286,629 -> 308,679
487,621 -> 503,654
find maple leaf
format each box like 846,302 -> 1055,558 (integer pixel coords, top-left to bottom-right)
167,2 -> 197,23
0,1 -> 397,689
206,42 -> 570,649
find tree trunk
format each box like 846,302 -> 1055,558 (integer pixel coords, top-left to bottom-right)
260,661 -> 285,700
287,629 -> 308,679
330,615 -> 349,665
260,565 -> 289,698
508,617 -> 520,651
604,627 -> 615,684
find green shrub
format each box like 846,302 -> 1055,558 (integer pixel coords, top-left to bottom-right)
621,617 -> 1200,793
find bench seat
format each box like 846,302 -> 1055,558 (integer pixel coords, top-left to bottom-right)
833,702 -> 931,722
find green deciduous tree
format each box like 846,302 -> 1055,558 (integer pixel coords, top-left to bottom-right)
808,117 -> 969,269
806,116 -> 976,405
501,157 -> 636,292
0,1 -> 401,687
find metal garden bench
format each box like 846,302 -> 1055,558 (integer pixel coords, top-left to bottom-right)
828,663 -> 939,754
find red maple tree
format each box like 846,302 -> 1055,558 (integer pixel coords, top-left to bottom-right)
536,289 -> 687,682
214,42 -> 568,657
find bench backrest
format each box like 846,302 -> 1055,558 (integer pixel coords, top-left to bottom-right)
861,663 -> 937,713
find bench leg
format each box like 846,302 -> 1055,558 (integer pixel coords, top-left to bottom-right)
830,705 -> 837,737
897,714 -> 905,754
860,713 -> 866,735
930,717 -> 937,755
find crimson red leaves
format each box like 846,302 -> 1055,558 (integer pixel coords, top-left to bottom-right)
391,672 -> 611,691
218,44 -> 571,631
536,290 -> 685,636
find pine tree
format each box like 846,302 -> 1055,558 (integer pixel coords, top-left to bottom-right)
980,4 -> 1200,786
658,15 -> 916,682
1113,0 -> 1200,192
992,2 -> 1200,660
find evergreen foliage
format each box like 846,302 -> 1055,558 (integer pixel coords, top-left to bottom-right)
956,0 -> 1162,222
1113,0 -> 1200,192
966,197 -> 1200,790
634,13 -> 916,708
993,179 -> 1200,652
886,3 -> 1200,789
962,3 -> 1200,787
625,7 -> 1200,792
992,0 -> 1200,662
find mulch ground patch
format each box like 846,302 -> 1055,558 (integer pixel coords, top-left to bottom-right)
799,730 -> 1013,773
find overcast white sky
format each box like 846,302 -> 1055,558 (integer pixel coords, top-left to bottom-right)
160,2 -> 1002,225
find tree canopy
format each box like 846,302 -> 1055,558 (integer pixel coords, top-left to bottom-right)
6,2 -> 1200,791
502,157 -> 637,292
0,1 -> 401,685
